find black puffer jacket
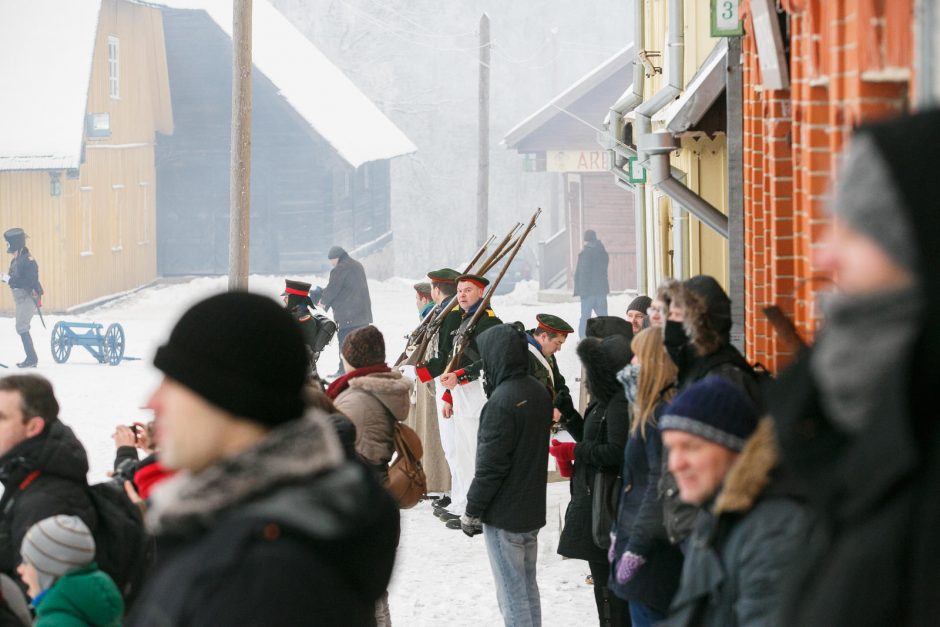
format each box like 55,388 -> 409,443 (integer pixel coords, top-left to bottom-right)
0,420 -> 95,576
466,324 -> 553,532
319,253 -> 373,330
558,335 -> 632,563
129,415 -> 399,627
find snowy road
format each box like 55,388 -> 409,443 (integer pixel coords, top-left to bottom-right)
1,275 -> 634,626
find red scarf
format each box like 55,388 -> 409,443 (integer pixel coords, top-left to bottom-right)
326,364 -> 392,400
133,460 -> 176,499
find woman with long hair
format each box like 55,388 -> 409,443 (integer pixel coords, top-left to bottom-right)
609,329 -> 685,627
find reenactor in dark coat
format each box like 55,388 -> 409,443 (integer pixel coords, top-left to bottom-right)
282,279 -> 336,383
2,229 -> 41,368
524,314 -> 577,423
314,246 -> 373,377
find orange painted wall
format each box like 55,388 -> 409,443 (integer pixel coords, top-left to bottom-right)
741,0 -> 913,371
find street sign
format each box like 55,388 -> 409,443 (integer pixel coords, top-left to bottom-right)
627,156 -> 647,184
711,0 -> 743,37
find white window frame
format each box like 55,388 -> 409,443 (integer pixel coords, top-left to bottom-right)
138,181 -> 150,245
79,187 -> 94,256
111,184 -> 124,251
108,36 -> 120,99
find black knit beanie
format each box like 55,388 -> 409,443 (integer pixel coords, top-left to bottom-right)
154,292 -> 308,426
660,376 -> 758,451
627,295 -> 652,315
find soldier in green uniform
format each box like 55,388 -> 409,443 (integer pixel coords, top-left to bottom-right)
524,314 -> 577,423
420,273 -> 502,529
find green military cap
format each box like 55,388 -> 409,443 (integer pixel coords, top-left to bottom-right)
536,313 -> 574,335
456,274 -> 490,289
427,268 -> 461,284
414,281 -> 432,297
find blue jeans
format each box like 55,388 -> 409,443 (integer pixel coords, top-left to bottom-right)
629,601 -> 666,627
579,294 -> 609,337
483,525 -> 541,627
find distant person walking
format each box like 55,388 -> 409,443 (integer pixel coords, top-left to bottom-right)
573,230 -> 610,338
315,246 -> 373,377
2,229 -> 42,368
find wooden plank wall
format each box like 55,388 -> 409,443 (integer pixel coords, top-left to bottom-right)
0,0 -> 169,312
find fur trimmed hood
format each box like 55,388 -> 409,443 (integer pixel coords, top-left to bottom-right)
714,417 -> 778,515
577,335 -> 633,403
345,371 -> 412,422
147,411 -> 345,536
679,276 -> 733,356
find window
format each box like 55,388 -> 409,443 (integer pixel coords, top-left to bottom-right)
111,184 -> 124,251
79,187 -> 93,255
108,36 -> 120,99
138,181 -> 150,245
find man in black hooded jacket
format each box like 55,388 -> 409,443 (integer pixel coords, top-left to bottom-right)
461,323 -> 552,627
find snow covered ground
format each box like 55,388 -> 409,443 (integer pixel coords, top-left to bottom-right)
1,274 -> 634,626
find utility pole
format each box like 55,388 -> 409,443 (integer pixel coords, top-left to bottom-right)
229,0 -> 252,291
476,12 -> 490,248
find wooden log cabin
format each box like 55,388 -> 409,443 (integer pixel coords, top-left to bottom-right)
504,46 -> 637,294
153,0 -> 416,276
0,0 -> 172,312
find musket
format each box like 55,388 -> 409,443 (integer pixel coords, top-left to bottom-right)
444,208 -> 541,374
399,222 -> 520,368
393,234 -> 495,367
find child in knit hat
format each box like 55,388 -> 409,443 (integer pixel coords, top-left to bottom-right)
17,515 -> 124,626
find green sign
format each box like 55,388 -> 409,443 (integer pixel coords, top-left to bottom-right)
711,0 -> 743,37
627,156 -> 647,184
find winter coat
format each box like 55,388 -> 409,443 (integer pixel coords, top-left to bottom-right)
0,420 -> 96,577
113,449 -> 174,500
663,419 -> 810,627
7,247 -> 40,294
33,564 -> 123,627
609,403 -> 683,612
419,302 -> 501,383
558,337 -> 632,564
319,253 -> 373,330
573,240 -> 610,298
466,325 -> 553,532
129,414 -> 399,627
333,370 -> 413,475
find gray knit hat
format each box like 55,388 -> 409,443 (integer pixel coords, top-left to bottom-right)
830,133 -> 917,272
21,515 -> 96,592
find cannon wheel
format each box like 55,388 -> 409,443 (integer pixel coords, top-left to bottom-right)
50,322 -> 71,364
103,323 -> 125,366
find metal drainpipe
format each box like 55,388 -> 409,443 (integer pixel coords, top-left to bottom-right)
606,0 -> 647,294
640,131 -> 729,238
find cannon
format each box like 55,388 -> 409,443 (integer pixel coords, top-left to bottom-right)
50,321 -> 126,366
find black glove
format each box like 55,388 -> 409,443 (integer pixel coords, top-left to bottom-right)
460,513 -> 482,538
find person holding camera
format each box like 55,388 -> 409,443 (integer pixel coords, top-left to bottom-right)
112,421 -> 174,501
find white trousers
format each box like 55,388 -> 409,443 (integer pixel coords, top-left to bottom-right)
434,378 -> 459,498
449,380 -> 487,516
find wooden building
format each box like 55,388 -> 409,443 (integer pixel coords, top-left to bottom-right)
504,47 -> 637,293
0,0 -> 172,311
154,0 -> 416,275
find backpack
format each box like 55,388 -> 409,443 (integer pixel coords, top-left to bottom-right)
386,422 -> 426,509
85,481 -> 153,606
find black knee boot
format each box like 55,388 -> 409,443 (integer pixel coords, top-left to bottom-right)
18,332 -> 37,368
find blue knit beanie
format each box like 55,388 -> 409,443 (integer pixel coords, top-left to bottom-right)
660,377 -> 758,451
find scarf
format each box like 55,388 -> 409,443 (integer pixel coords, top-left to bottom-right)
326,364 -> 392,399
811,284 -> 925,434
617,363 -> 641,404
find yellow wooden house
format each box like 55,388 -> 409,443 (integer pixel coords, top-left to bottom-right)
0,0 -> 172,312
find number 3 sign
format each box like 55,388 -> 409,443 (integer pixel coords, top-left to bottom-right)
711,0 -> 743,37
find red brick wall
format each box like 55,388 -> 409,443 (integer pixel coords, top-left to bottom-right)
741,0 -> 912,371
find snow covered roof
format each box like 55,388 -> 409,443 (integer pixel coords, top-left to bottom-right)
0,0 -> 102,171
503,45 -> 634,149
152,0 -> 416,167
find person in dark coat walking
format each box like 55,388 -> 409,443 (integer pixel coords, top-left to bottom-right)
550,333 -> 633,627
573,230 -> 610,338
316,246 -> 373,377
2,229 -> 41,368
609,329 -> 683,627
129,292 -> 399,627
0,376 -> 96,579
461,323 -> 553,627
770,111 -> 940,627
660,378 -> 809,627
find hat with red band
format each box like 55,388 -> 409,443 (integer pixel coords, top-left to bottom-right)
282,279 -> 312,297
428,268 -> 461,284
536,313 -> 574,336
456,274 -> 490,290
